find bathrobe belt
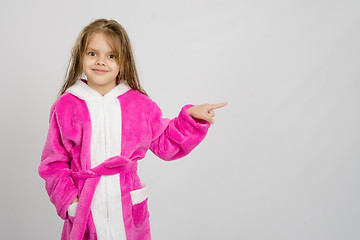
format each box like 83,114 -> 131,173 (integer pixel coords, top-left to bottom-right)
70,155 -> 138,240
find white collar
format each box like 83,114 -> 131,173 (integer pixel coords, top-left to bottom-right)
65,79 -> 131,101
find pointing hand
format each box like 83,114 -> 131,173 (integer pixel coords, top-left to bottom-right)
187,102 -> 228,124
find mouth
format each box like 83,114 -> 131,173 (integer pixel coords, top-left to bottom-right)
92,69 -> 109,74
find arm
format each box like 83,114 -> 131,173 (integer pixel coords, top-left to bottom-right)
149,101 -> 211,161
38,105 -> 78,220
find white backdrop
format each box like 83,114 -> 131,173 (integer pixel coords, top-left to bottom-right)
0,0 -> 359,239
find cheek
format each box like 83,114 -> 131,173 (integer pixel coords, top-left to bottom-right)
82,63 -> 89,74
111,63 -> 120,72
82,59 -> 88,71
83,58 -> 92,67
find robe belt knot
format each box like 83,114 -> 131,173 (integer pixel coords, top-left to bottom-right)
71,155 -> 138,180
69,155 -> 138,240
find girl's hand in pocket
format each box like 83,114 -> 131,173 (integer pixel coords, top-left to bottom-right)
71,196 -> 78,204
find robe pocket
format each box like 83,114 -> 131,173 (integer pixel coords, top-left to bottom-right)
130,183 -> 149,228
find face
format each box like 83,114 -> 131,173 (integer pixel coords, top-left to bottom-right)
82,33 -> 120,95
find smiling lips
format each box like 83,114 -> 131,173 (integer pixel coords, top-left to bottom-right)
92,69 -> 108,74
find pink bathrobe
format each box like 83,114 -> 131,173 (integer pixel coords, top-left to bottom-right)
38,79 -> 211,240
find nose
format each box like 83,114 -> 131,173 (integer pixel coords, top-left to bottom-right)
96,56 -> 106,66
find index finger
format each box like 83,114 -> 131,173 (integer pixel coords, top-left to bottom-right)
210,102 -> 228,109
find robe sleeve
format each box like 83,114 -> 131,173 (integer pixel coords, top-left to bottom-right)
149,101 -> 211,161
38,105 -> 78,220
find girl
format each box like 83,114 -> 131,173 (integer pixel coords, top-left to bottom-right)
38,18 -> 227,240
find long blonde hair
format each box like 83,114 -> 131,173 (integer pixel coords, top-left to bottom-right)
58,18 -> 148,98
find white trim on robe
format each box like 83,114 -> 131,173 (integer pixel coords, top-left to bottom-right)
66,79 -> 131,239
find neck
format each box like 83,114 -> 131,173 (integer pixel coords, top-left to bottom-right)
87,81 -> 117,96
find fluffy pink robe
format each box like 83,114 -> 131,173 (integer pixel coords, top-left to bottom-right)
38,79 -> 210,240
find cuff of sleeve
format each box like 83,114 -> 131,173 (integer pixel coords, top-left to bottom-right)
180,104 -> 211,132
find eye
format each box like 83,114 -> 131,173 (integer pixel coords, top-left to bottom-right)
88,52 -> 96,56
108,54 -> 116,59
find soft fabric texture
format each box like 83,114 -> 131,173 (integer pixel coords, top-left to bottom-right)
38,79 -> 211,240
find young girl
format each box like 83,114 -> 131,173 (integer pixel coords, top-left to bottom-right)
38,18 -> 227,240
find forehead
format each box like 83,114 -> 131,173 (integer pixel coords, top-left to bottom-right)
86,33 -> 115,51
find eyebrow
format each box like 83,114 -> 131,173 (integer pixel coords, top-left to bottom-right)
86,47 -> 115,54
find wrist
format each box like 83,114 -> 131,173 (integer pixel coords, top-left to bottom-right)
186,106 -> 194,117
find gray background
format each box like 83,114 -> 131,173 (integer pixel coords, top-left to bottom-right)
0,0 -> 359,239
